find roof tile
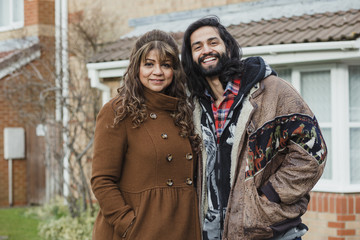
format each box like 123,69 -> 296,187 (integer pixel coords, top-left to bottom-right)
88,8 -> 360,63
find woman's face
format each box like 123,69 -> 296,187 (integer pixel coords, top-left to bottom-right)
139,49 -> 173,93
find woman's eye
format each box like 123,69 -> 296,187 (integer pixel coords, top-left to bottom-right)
144,62 -> 153,66
162,63 -> 172,68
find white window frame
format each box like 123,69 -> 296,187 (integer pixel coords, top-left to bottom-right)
277,63 -> 360,193
0,0 -> 24,32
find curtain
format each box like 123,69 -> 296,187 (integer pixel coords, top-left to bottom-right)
301,70 -> 332,179
349,66 -> 360,183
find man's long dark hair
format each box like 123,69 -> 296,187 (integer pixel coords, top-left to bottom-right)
181,16 -> 244,99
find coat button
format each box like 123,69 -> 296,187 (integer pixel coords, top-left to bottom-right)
149,113 -> 157,119
161,133 -> 168,139
166,154 -> 173,162
186,178 -> 193,185
185,153 -> 193,160
166,179 -> 174,186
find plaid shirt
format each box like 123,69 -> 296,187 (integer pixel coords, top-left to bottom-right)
205,79 -> 241,142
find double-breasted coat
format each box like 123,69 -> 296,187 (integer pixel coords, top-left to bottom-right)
91,88 -> 201,240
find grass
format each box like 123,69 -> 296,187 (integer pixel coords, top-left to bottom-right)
0,207 -> 41,240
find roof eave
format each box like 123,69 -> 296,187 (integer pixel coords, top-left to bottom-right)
0,44 -> 41,79
243,39 -> 360,65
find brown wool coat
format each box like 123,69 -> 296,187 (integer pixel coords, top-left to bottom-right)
91,89 -> 201,240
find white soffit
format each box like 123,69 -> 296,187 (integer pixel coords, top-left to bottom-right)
243,40 -> 360,65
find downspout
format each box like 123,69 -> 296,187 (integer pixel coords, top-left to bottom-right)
55,0 -> 61,121
61,0 -> 70,199
55,0 -> 70,199
54,0 -> 61,202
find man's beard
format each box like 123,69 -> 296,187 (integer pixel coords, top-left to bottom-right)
195,53 -> 229,77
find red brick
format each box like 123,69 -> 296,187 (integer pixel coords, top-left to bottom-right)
348,195 -> 354,214
311,193 -> 317,211
323,193 -> 329,212
330,194 -> 336,213
336,196 -> 347,214
328,222 -> 345,228
356,196 -> 360,214
24,0 -> 55,26
337,229 -> 356,236
320,192 -> 328,212
328,237 -> 345,240
337,215 -> 356,221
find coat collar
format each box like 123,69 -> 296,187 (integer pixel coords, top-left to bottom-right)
144,88 -> 178,111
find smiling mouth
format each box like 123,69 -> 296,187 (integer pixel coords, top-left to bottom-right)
199,53 -> 219,65
150,79 -> 164,84
202,57 -> 216,64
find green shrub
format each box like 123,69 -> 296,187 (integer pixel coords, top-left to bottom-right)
26,197 -> 98,240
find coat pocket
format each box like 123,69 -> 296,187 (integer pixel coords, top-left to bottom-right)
242,179 -> 306,239
121,217 -> 136,240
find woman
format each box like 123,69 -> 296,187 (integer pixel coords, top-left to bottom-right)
91,30 -> 202,240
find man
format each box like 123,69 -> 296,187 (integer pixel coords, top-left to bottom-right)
181,16 -> 327,240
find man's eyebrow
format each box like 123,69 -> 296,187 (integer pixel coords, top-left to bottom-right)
191,41 -> 201,48
191,37 -> 220,48
207,37 -> 219,42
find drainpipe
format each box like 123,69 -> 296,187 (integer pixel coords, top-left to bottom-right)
53,0 -> 61,203
61,0 -> 70,199
55,0 -> 61,122
55,0 -> 69,200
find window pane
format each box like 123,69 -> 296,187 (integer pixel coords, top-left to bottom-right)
349,66 -> 360,122
350,128 -> 360,184
13,0 -> 24,22
320,128 -> 332,179
0,0 -> 10,27
276,69 -> 292,83
301,71 -> 331,122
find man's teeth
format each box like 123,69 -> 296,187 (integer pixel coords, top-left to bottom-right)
203,57 -> 216,63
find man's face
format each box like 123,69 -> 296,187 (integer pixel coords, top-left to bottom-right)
190,26 -> 227,77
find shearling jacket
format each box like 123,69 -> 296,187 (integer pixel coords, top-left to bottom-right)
91,88 -> 201,240
194,58 -> 327,240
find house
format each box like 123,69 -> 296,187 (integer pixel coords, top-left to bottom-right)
86,0 -> 360,239
1,0 -> 252,209
0,0 -> 102,209
0,0 -> 56,206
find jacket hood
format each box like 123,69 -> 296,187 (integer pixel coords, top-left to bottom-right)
240,56 -> 276,95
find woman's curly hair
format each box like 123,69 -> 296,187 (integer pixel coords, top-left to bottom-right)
113,29 -> 201,154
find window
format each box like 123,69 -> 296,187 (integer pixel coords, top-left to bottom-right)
300,70 -> 332,179
276,64 -> 360,192
276,69 -> 291,83
349,66 -> 360,184
0,0 -> 24,31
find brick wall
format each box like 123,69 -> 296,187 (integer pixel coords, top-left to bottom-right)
303,192 -> 360,240
24,0 -> 55,26
0,97 -> 27,206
